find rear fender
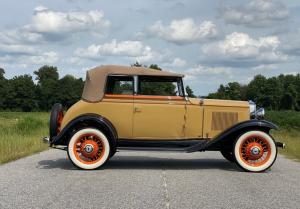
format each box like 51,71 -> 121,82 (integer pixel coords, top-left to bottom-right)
50,114 -> 118,148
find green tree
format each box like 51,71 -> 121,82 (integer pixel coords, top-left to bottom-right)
207,82 -> 246,100
131,61 -> 145,67
246,75 -> 268,107
4,75 -> 37,111
0,68 -> 4,80
149,64 -> 162,71
0,68 -> 6,109
34,65 -> 59,110
186,85 -> 196,98
55,75 -> 84,108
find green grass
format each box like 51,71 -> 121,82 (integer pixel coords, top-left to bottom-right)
266,111 -> 300,161
272,129 -> 300,161
0,112 -> 49,164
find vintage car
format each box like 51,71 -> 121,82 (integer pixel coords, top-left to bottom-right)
43,65 -> 285,172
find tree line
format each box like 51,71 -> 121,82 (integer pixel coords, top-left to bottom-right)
0,66 -> 84,111
207,74 -> 300,111
1,63 -> 298,111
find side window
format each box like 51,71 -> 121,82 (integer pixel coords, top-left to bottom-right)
106,76 -> 133,95
138,76 -> 182,96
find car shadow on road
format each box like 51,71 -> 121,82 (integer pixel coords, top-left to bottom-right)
105,155 -> 241,172
37,155 -> 241,172
37,158 -> 77,170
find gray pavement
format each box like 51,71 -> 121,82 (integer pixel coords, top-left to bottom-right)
0,149 -> 300,209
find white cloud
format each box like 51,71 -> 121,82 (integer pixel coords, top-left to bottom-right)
184,65 -> 232,80
0,30 -> 43,45
202,32 -> 288,66
0,51 -> 59,67
220,0 -> 289,27
24,51 -> 59,65
74,39 -> 163,63
253,64 -> 277,71
75,39 -> 146,58
0,43 -> 37,55
162,58 -> 187,67
148,18 -> 218,44
280,29 -> 300,56
23,6 -> 110,40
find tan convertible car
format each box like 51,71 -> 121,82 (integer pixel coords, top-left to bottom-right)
43,65 -> 285,172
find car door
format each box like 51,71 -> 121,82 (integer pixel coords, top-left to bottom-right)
132,76 -> 186,140
100,75 -> 134,138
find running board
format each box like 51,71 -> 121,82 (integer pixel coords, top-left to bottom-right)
117,139 -> 208,152
117,146 -> 187,152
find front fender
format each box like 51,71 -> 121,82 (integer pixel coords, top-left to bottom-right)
187,119 -> 278,152
50,114 -> 118,147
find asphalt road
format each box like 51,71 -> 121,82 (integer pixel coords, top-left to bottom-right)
0,149 -> 300,209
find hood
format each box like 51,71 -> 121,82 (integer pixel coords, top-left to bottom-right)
188,98 -> 249,108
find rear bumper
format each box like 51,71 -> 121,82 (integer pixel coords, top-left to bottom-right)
42,136 -> 50,144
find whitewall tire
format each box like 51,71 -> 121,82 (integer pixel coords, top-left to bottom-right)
68,128 -> 110,170
234,130 -> 277,172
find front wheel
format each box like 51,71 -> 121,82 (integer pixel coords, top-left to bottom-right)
234,130 -> 277,172
67,128 -> 111,170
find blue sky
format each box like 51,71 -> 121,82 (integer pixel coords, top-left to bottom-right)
0,0 -> 300,95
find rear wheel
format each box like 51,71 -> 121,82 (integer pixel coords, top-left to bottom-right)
234,130 -> 277,172
220,150 -> 235,162
67,128 -> 111,170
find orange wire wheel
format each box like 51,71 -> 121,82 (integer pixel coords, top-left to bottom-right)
73,133 -> 105,165
234,131 -> 277,172
68,128 -> 110,170
239,135 -> 271,167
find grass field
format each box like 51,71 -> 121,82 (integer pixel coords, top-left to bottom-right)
266,111 -> 300,161
0,112 -> 49,164
0,111 -> 299,164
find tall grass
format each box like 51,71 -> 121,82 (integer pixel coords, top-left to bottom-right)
266,111 -> 300,161
0,112 -> 49,164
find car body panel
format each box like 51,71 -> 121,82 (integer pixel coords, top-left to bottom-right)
61,96 -> 249,140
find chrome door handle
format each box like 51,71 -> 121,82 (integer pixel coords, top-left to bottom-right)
134,107 -> 141,112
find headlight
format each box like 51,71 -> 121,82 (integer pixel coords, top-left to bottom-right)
249,100 -> 256,118
256,107 -> 265,119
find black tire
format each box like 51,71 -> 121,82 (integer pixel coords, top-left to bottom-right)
110,149 -> 117,158
50,103 -> 63,139
220,150 -> 235,162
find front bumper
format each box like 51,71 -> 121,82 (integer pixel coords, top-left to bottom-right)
276,141 -> 285,149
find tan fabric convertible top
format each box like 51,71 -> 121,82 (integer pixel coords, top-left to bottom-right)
82,65 -> 184,102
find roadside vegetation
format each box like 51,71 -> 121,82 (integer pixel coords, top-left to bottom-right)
266,111 -> 300,161
0,112 -> 48,164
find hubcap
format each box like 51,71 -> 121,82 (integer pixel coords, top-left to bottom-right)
84,144 -> 94,153
251,146 -> 260,155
